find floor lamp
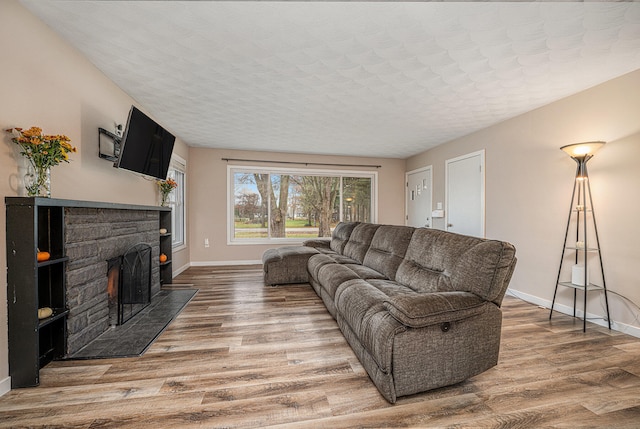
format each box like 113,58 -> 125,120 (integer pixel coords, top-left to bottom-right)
549,141 -> 611,332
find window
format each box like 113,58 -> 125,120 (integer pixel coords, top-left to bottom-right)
167,155 -> 186,249
229,166 -> 377,243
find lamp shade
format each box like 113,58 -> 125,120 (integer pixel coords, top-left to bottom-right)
560,141 -> 605,160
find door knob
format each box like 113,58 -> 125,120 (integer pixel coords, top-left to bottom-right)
447,223 -> 453,227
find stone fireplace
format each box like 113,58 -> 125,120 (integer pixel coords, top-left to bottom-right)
64,207 -> 162,355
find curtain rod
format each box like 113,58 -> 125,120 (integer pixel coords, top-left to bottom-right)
221,158 -> 381,169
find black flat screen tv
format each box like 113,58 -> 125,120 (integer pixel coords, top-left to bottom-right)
116,106 -> 175,180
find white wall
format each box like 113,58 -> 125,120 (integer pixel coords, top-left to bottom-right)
407,69 -> 640,336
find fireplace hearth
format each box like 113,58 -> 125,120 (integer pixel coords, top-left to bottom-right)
107,243 -> 152,326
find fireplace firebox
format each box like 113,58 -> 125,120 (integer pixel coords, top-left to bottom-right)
106,243 -> 152,325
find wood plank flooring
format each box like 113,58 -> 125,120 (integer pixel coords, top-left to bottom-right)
1,265 -> 639,428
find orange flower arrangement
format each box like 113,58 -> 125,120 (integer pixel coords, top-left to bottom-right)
6,126 -> 77,196
157,177 -> 178,206
7,127 -> 76,167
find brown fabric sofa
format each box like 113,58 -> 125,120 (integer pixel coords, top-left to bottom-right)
263,222 -> 517,403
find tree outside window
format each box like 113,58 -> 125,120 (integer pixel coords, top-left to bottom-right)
231,167 -> 375,242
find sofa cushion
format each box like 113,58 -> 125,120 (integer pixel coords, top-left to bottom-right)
316,263 -> 361,299
303,238 -> 331,251
342,223 -> 381,263
309,251 -> 365,278
452,240 -> 517,305
311,259 -> 387,300
326,254 -> 361,264
330,221 -> 360,254
396,228 -> 516,304
262,246 -> 319,285
308,253 -> 338,281
363,225 -> 415,280
334,279 -> 404,374
341,264 -> 388,281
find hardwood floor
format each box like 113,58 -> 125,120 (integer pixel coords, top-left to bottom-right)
1,265 -> 640,428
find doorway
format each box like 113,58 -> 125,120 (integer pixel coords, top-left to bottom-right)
445,150 -> 485,238
406,166 -> 432,228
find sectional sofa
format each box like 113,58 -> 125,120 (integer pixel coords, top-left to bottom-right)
262,222 -> 517,403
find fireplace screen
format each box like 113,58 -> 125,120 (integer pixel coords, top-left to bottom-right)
106,243 -> 152,325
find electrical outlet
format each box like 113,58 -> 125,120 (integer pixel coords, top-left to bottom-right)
204,238 -> 210,248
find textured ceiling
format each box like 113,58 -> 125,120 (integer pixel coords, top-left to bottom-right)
20,1 -> 640,159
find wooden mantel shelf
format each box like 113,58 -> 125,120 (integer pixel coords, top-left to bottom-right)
5,196 -> 171,212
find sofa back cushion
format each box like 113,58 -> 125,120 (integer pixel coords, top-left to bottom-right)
363,225 -> 415,280
342,223 -> 381,263
330,222 -> 360,254
396,228 -> 516,305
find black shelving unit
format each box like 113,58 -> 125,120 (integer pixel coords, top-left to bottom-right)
159,209 -> 173,285
6,197 -> 172,387
6,198 -> 68,387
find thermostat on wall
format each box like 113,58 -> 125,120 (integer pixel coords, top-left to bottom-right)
432,209 -> 445,218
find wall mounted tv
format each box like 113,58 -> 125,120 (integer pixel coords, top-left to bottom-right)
115,106 -> 175,180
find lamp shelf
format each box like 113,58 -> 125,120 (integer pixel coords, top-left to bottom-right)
558,282 -> 605,292
564,246 -> 599,252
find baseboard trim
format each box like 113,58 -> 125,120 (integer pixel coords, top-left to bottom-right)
0,376 -> 11,397
506,289 -> 640,339
189,260 -> 262,267
172,262 -> 191,277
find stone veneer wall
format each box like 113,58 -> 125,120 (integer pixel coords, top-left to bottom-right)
64,207 -> 161,355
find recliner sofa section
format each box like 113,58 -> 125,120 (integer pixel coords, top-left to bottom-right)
262,222 -> 517,403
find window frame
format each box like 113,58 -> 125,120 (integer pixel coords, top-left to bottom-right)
168,154 -> 187,251
227,165 -> 378,245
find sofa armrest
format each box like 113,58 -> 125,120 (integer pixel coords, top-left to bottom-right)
383,291 -> 488,328
303,238 -> 331,249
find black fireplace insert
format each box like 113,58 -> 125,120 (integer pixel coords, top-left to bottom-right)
106,243 -> 152,325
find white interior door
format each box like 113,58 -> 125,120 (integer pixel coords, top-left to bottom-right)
406,166 -> 432,228
445,151 -> 485,237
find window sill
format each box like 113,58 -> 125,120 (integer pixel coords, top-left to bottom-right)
172,243 -> 187,252
227,238 -> 308,246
